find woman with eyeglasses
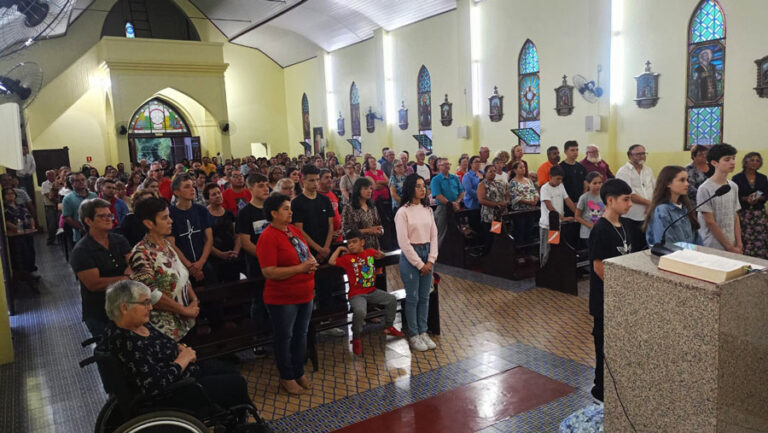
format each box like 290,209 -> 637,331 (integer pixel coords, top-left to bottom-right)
732,152 -> 768,259
129,197 -> 199,341
256,193 -> 317,395
101,280 -> 270,430
4,187 -> 40,290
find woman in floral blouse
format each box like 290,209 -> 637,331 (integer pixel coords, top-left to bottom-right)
509,161 -> 540,244
129,197 -> 199,341
342,177 -> 383,250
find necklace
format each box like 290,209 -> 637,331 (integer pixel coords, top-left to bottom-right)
610,221 -> 629,254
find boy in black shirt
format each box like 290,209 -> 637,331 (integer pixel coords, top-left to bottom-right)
291,165 -> 334,262
237,173 -> 270,278
559,140 -> 587,216
587,178 -> 645,402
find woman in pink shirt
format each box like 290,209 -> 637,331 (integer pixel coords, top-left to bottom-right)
394,174 -> 438,352
364,157 -> 390,204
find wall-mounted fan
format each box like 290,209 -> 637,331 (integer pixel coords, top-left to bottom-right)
0,0 -> 75,59
573,66 -> 604,103
0,61 -> 43,109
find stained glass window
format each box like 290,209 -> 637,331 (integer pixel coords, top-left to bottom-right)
518,40 -> 540,153
685,0 -> 725,149
350,82 -> 361,137
417,65 -> 432,131
129,98 -> 189,134
301,93 -> 310,141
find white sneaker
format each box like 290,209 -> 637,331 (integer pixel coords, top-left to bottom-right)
409,336 -> 428,352
420,333 -> 437,350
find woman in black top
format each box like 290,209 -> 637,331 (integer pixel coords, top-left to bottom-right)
204,183 -> 242,282
101,280 -> 263,428
731,152 -> 768,259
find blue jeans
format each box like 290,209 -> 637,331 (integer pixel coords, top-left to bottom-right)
400,243 -> 433,337
266,301 -> 313,380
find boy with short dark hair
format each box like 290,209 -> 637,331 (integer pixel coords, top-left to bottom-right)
292,165 -> 334,262
697,143 -> 742,253
329,230 -> 404,355
588,178 -> 645,402
539,165 -> 578,264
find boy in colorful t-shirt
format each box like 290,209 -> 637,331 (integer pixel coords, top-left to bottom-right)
329,229 -> 405,355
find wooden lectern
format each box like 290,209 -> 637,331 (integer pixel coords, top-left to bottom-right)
603,248 -> 768,432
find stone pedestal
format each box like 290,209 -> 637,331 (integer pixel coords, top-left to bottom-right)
603,248 -> 768,433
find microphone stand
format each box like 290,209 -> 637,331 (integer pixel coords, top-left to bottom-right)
651,184 -> 731,256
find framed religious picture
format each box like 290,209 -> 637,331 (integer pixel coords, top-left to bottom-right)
337,112 -> 345,136
754,55 -> 768,98
365,107 -> 376,133
346,139 -> 362,157
687,41 -> 725,106
488,86 -> 504,122
554,75 -> 574,116
398,101 -> 408,130
440,94 -> 453,126
634,61 -> 660,109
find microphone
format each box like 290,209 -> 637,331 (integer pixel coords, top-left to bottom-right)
651,184 -> 731,256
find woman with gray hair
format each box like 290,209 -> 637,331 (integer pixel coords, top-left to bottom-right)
102,280 -> 266,428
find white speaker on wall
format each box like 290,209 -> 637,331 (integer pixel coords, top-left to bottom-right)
585,115 -> 602,132
457,126 -> 470,139
0,103 -> 23,170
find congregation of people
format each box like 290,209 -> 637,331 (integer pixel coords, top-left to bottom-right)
6,140 -> 767,403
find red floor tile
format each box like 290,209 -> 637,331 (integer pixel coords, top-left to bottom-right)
332,367 -> 576,433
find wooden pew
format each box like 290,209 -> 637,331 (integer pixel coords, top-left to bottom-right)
436,206 -> 483,268
482,208 -> 541,280
534,212 -> 588,295
190,249 -> 442,370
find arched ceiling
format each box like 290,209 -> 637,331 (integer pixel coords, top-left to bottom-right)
190,0 -> 456,67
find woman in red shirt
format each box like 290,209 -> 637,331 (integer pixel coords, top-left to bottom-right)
364,156 -> 390,204
256,193 -> 318,395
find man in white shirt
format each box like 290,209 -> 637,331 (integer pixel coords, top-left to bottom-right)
18,143 -> 36,196
478,146 -> 491,171
414,149 -> 431,181
615,144 -> 654,248
40,170 -> 61,245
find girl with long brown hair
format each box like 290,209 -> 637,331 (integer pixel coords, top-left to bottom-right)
644,165 -> 701,247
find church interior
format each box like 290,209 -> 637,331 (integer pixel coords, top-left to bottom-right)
1,0 -> 767,432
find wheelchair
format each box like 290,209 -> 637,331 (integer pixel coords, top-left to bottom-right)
80,335 -> 273,433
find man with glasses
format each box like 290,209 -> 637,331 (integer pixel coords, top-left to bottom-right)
222,169 -> 251,216
69,198 -> 132,336
150,162 -> 173,201
62,172 -> 97,243
431,158 -> 464,249
99,178 -> 129,227
616,144 -> 655,247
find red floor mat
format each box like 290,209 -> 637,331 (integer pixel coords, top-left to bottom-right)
332,366 -> 576,433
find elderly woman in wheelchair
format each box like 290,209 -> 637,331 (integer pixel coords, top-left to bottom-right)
85,280 -> 272,433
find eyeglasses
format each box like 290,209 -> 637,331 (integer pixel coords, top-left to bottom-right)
631,152 -> 647,157
152,169 -> 163,173
126,299 -> 152,307
95,213 -> 114,220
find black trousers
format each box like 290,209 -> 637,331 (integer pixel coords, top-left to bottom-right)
592,314 -> 604,400
166,359 -> 252,416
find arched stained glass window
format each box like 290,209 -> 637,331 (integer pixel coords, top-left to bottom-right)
301,93 -> 310,141
350,82 -> 361,137
417,65 -> 432,131
685,0 -> 726,149
129,98 -> 189,134
518,39 -> 540,152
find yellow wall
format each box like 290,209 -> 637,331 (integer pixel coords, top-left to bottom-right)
283,56 -> 326,157
615,0 -> 768,173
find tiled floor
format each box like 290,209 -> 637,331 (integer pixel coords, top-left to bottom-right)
1,235 -> 598,432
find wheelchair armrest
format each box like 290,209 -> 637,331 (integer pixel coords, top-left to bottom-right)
81,335 -> 102,347
163,378 -> 205,395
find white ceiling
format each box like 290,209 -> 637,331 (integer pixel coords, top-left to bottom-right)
191,0 -> 456,66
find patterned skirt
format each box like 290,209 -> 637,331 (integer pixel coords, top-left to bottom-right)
738,208 -> 768,259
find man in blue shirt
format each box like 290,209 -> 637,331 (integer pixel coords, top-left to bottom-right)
62,172 -> 97,243
461,155 -> 483,210
431,158 -> 464,248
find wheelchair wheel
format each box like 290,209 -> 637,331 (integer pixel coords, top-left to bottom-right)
113,411 -> 208,433
95,396 -> 124,433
